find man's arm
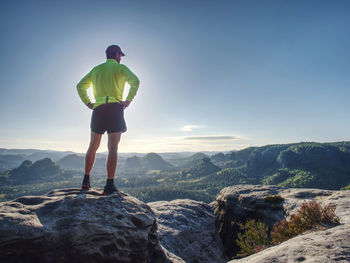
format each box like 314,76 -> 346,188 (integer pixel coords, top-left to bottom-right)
121,64 -> 140,102
76,69 -> 93,106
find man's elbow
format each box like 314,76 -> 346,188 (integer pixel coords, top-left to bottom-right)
134,77 -> 140,88
76,82 -> 82,91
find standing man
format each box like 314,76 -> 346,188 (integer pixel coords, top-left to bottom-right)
76,44 -> 140,195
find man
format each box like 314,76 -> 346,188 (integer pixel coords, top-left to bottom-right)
76,44 -> 140,195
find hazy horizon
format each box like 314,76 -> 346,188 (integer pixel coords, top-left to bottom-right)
1,139 -> 349,155
1,0 -> 349,153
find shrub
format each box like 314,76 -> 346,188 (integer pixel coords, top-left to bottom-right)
264,195 -> 284,203
271,200 -> 339,244
341,184 -> 350,190
236,219 -> 270,256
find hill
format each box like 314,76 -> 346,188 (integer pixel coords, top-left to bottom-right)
167,152 -> 210,168
9,158 -> 62,183
0,154 -> 26,171
124,153 -> 174,171
1,141 -> 350,203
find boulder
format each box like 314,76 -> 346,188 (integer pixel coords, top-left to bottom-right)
0,188 -> 180,263
228,224 -> 350,263
149,199 -> 227,263
210,184 -> 350,262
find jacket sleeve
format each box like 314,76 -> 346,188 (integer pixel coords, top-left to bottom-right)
76,69 -> 93,105
122,65 -> 140,102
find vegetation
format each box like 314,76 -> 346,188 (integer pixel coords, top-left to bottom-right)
341,184 -> 350,190
181,157 -> 220,178
271,200 -> 340,244
235,200 -> 340,258
1,141 -> 350,203
236,219 -> 270,256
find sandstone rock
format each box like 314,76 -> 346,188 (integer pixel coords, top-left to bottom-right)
0,188 -> 176,263
149,199 -> 227,263
228,224 -> 350,263
210,185 -> 286,258
210,184 -> 350,262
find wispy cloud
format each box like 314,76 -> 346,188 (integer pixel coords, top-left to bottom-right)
118,134 -> 248,152
183,135 -> 239,141
180,125 -> 203,131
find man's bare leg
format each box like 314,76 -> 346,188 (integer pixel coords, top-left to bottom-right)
85,131 -> 102,175
107,132 -> 121,179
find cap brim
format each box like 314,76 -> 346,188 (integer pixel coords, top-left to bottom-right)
121,51 -> 125,56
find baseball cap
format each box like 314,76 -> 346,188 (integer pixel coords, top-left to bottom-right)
106,45 -> 125,57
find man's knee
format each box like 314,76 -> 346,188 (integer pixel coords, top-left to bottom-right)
107,133 -> 120,152
89,132 -> 102,149
108,143 -> 119,154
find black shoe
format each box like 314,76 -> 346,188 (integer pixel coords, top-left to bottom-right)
103,184 -> 118,196
81,175 -> 91,190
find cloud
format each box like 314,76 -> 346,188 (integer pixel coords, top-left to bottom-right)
116,134 -> 248,153
183,135 -> 239,141
180,125 -> 203,131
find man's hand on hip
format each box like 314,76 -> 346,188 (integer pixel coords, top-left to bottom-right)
120,100 -> 131,110
87,102 -> 94,109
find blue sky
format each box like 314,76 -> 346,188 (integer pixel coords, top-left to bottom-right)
1,0 -> 349,153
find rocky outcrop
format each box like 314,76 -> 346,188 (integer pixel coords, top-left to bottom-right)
149,199 -> 227,263
211,184 -> 350,262
228,223 -> 350,263
0,188 -> 180,263
2,184 -> 350,263
211,185 -> 286,257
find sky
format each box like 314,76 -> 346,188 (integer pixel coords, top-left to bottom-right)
0,0 -> 349,153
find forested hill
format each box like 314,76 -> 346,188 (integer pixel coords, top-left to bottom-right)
1,141 -> 350,203
215,141 -> 350,190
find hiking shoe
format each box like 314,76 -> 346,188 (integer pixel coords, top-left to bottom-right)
81,176 -> 91,190
103,184 -> 118,196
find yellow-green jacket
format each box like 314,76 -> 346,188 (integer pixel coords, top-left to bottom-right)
76,58 -> 140,109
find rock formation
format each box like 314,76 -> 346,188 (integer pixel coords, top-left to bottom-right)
228,223 -> 350,263
149,199 -> 227,263
210,184 -> 350,262
2,184 -> 350,263
0,188 -> 181,263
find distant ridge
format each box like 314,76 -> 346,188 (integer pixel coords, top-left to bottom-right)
124,152 -> 174,170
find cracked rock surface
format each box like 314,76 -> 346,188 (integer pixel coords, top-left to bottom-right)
149,199 -> 227,263
0,188 -> 179,263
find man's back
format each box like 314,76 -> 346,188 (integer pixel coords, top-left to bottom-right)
77,58 -> 139,109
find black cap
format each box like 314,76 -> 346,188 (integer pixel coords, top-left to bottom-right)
106,45 -> 125,57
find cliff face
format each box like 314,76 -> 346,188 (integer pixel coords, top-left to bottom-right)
149,199 -> 227,263
210,185 -> 350,262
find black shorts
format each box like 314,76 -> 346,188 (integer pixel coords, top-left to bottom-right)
90,103 -> 127,134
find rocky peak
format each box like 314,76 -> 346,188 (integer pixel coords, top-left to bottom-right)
0,188 -> 181,263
